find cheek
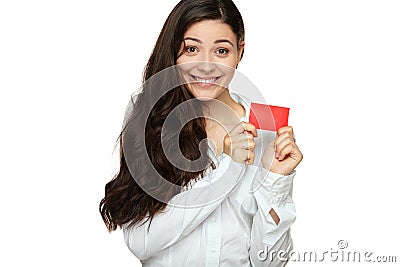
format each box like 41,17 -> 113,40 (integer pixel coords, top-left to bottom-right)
176,61 -> 192,73
218,54 -> 239,68
176,55 -> 187,65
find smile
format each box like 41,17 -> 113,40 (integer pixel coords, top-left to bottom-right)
189,75 -> 221,84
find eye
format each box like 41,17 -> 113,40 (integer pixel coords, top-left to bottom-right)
215,48 -> 230,56
184,46 -> 198,54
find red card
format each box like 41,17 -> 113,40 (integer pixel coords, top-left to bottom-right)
249,103 -> 290,131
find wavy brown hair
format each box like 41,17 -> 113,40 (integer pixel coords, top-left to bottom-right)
99,0 -> 245,232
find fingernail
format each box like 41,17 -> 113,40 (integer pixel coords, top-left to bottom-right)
275,152 -> 279,159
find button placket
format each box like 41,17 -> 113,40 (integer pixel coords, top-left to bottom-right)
205,205 -> 222,267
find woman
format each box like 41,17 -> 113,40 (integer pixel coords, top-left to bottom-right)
99,0 -> 303,266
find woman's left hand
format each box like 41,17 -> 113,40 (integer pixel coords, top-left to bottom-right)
261,126 -> 303,176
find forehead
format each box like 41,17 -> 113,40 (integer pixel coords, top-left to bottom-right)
184,20 -> 237,42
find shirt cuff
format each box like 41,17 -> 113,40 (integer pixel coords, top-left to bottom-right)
259,167 -> 296,207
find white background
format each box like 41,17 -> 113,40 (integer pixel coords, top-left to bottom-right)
0,0 -> 399,266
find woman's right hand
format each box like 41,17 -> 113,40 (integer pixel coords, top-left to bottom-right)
223,122 -> 258,165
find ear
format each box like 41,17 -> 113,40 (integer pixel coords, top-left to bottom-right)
237,41 -> 245,66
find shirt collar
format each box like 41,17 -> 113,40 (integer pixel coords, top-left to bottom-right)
228,90 -> 251,123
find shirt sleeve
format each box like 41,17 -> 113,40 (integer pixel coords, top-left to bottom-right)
248,166 -> 297,267
123,159 -> 246,261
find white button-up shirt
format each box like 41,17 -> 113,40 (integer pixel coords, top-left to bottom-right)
123,91 -> 296,266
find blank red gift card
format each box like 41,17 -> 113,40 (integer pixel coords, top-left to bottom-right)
249,103 -> 290,131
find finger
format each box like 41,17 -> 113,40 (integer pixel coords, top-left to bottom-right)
238,139 -> 255,152
242,122 -> 258,137
230,122 -> 258,137
281,144 -> 302,161
234,149 -> 254,164
276,141 -> 302,161
235,131 -> 255,142
244,151 -> 255,165
231,133 -> 255,146
275,137 -> 297,159
276,142 -> 294,161
274,131 -> 295,149
243,140 -> 256,151
229,122 -> 247,135
277,126 -> 293,137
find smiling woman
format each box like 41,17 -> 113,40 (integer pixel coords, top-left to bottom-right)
99,0 -> 302,266
176,20 -> 244,101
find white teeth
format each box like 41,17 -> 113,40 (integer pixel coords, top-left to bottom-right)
193,76 -> 218,83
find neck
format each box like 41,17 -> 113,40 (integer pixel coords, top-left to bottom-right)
202,89 -> 245,124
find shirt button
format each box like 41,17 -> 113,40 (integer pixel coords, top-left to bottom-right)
212,248 -> 217,253
272,192 -> 277,197
211,217 -> 216,222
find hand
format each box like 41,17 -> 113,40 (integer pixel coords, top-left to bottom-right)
261,126 -> 303,175
223,122 -> 258,165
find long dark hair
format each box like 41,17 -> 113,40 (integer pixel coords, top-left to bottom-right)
99,0 -> 245,232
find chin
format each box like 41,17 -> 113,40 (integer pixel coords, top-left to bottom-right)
189,85 -> 225,101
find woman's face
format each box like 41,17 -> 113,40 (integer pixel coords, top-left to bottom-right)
176,20 -> 244,100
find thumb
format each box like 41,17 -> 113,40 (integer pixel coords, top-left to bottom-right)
230,122 -> 258,137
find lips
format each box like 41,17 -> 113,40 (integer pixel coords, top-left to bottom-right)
189,74 -> 221,84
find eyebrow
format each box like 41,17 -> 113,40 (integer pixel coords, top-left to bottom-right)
184,37 -> 234,47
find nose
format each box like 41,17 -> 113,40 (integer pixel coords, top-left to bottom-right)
196,53 -> 216,73
196,61 -> 216,73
